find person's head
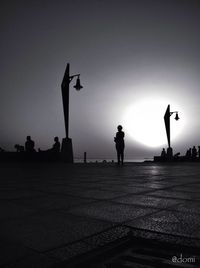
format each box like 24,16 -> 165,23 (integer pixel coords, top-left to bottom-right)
117,125 -> 123,131
54,137 -> 59,142
27,136 -> 31,141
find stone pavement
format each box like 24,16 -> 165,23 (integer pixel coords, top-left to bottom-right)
0,162 -> 200,267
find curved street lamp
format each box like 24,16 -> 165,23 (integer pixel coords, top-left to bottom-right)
61,63 -> 83,163
164,104 -> 179,159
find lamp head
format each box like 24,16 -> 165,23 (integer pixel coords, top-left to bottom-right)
74,76 -> 83,91
175,113 -> 180,120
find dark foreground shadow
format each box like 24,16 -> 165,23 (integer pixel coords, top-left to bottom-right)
0,152 -> 62,162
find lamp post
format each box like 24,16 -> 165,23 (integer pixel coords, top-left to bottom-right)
164,104 -> 179,159
61,63 -> 83,163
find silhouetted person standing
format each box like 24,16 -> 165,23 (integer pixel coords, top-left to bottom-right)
192,146 -> 197,159
185,149 -> 189,158
188,148 -> 192,159
25,136 -> 35,152
114,125 -> 125,165
185,148 -> 192,159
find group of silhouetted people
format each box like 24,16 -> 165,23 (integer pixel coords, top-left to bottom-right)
12,127 -> 126,165
185,146 -> 200,159
160,145 -> 200,161
15,136 -> 60,153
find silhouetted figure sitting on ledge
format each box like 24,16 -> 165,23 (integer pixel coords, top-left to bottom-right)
38,137 -> 60,153
15,144 -> 24,152
114,125 -> 125,165
51,137 -> 60,153
161,148 -> 166,159
25,136 -> 36,153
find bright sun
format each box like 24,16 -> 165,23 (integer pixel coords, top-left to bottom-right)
122,98 -> 185,147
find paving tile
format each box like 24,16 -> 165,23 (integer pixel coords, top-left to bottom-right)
127,182 -> 170,189
128,228 -> 200,248
0,211 -> 114,252
84,226 -> 130,247
0,190 -> 45,200
171,185 -> 200,193
34,185 -> 84,195
68,201 -> 157,223
147,190 -> 200,200
3,252 -> 59,268
97,185 -> 155,194
0,236 -> 34,266
46,241 -> 94,262
191,229 -> 200,239
168,200 -> 200,214
66,189 -> 128,200
9,195 -> 95,212
126,210 -> 200,237
111,194 -> 181,209
0,201 -> 35,221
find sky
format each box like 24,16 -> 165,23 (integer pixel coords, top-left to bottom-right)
0,0 -> 200,160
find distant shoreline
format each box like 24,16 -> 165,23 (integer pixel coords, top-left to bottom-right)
74,158 -> 151,163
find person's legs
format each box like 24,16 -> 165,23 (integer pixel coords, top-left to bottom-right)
117,150 -> 120,165
121,151 -> 124,165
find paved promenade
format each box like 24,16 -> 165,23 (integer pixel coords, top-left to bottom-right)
0,162 -> 200,267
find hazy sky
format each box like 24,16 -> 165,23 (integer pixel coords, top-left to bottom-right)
1,0 -> 200,160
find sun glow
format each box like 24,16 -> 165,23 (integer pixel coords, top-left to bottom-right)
123,98 -> 185,147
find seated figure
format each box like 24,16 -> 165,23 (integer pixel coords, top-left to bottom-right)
25,136 -> 35,153
51,137 -> 60,153
161,148 -> 166,158
38,137 -> 60,153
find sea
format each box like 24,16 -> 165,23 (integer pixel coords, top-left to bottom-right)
74,158 -> 153,163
